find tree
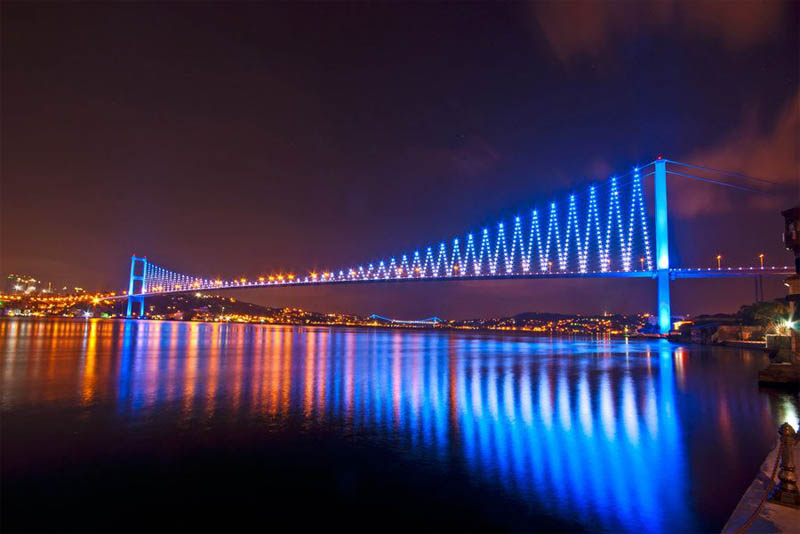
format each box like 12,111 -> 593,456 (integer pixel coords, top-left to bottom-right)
737,299 -> 791,328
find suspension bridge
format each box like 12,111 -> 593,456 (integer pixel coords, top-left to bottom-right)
368,314 -> 444,326
123,158 -> 794,334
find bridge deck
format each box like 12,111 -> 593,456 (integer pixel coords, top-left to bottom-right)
114,266 -> 794,299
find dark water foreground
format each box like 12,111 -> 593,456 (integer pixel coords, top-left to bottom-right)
2,319 -> 798,532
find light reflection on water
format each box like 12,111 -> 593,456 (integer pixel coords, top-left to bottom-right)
1,318 -> 797,532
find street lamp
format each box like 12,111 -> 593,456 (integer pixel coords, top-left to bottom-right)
640,257 -> 645,270
759,253 -> 765,269
716,254 -> 722,269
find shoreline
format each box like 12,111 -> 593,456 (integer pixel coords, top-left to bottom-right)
722,437 -> 800,533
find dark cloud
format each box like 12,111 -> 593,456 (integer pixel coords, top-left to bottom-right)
683,0 -> 785,49
671,89 -> 799,217
403,136 -> 501,179
532,1 -> 784,64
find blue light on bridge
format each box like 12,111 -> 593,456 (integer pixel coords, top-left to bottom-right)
654,160 -> 671,334
135,165 -> 659,301
124,158 -> 793,326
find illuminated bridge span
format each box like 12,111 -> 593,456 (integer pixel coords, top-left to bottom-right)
125,158 -> 793,333
368,314 -> 444,326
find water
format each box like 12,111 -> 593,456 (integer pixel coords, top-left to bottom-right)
2,319 -> 797,532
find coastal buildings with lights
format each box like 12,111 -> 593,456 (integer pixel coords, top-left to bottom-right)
0,288 -> 652,336
5,273 -> 85,296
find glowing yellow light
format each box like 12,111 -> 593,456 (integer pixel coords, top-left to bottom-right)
258,277 -> 265,282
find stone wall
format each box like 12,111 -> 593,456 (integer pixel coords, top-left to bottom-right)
712,325 -> 765,343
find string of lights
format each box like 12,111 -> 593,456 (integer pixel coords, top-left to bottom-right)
134,159 -> 793,298
141,169 -> 657,293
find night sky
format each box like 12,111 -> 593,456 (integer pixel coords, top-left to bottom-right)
2,2 -> 798,319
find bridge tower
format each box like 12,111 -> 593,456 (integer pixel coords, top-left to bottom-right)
126,255 -> 147,318
654,159 -> 671,334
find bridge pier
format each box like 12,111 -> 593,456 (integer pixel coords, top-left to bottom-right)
654,159 -> 672,335
126,255 -> 147,318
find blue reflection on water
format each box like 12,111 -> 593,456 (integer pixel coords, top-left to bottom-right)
1,319 -> 796,532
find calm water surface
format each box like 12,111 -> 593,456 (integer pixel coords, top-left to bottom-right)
2,318 -> 798,532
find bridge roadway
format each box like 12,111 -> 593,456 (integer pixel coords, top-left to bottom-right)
111,265 -> 793,300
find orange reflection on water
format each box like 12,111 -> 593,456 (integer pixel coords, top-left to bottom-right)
230,324 -> 244,414
280,328 -> 293,416
674,346 -> 687,389
182,322 -> 199,417
205,323 -> 220,417
254,328 -> 268,415
316,329 -> 328,422
164,323 -> 178,402
303,329 -> 316,419
81,320 -> 98,405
